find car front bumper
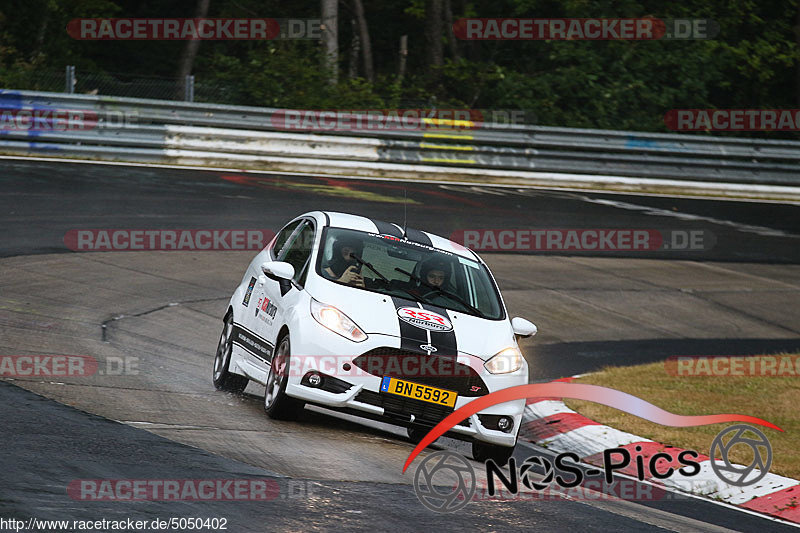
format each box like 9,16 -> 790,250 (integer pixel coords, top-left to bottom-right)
286,319 -> 527,447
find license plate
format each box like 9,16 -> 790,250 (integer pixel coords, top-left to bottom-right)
379,377 -> 457,408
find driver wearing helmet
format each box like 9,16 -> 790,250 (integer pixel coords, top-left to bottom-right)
323,235 -> 365,287
408,257 -> 451,296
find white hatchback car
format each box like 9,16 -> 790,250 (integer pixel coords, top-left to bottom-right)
213,211 -> 537,463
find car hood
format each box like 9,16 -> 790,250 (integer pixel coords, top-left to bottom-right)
307,280 -> 514,360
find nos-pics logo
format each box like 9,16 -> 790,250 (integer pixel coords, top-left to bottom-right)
412,424 -> 773,513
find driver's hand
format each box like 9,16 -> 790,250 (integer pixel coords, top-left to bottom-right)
339,265 -> 365,287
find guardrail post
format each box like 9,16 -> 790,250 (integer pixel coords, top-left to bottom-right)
65,65 -> 76,94
184,75 -> 195,102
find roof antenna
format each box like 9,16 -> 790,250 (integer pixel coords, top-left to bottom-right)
402,187 -> 408,237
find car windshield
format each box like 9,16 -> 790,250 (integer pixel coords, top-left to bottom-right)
317,227 -> 504,320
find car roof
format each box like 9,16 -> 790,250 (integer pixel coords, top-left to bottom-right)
311,211 -> 479,261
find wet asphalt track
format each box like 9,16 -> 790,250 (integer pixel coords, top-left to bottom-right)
1,158 -> 800,531
1,158 -> 798,262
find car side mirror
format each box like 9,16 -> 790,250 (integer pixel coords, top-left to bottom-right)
511,317 -> 537,338
261,261 -> 295,280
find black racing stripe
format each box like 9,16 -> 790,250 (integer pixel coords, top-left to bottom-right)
417,302 -> 458,356
404,227 -> 432,246
390,296 -> 428,352
231,323 -> 274,363
371,219 -> 404,238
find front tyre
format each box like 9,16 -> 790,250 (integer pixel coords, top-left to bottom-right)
407,426 -> 431,445
213,314 -> 249,393
264,333 -> 304,420
472,441 -> 515,466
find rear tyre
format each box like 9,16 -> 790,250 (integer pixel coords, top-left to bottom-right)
472,441 -> 515,466
264,333 -> 305,420
212,314 -> 249,393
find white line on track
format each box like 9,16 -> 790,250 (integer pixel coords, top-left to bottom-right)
573,195 -> 798,238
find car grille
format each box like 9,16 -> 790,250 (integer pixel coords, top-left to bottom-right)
352,347 -> 489,397
355,389 -> 470,427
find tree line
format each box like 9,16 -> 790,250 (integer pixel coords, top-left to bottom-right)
1,0 -> 798,134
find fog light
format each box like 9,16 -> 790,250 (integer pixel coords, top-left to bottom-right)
307,372 -> 323,387
497,416 -> 513,432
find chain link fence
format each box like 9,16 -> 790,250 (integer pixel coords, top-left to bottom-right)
73,70 -> 241,103
0,69 -> 65,94
0,67 -> 241,104
0,68 -> 533,128
0,67 -> 529,117
4,67 -> 793,139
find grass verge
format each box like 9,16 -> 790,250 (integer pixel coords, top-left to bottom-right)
564,355 -> 799,479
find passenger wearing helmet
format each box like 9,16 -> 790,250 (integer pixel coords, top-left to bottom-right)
324,235 -> 365,287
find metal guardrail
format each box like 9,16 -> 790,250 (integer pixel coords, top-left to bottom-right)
1,89 -> 799,187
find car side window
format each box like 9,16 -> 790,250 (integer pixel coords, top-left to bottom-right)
271,220 -> 302,259
463,263 -> 502,319
278,220 -> 315,285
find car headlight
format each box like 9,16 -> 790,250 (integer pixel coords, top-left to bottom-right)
484,347 -> 524,374
310,298 -> 367,342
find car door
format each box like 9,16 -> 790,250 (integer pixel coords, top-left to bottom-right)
241,219 -> 303,370
251,218 -> 316,367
